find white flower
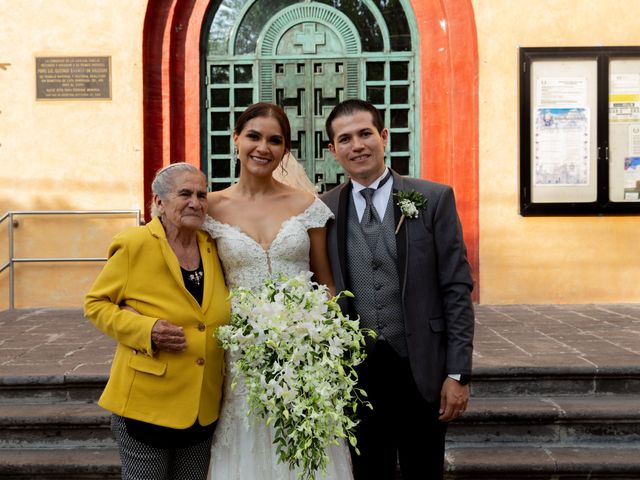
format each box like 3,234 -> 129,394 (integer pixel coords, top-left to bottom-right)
393,190 -> 428,234
398,199 -> 419,218
216,272 -> 370,479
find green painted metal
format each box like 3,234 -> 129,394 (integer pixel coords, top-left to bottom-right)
204,0 -> 418,192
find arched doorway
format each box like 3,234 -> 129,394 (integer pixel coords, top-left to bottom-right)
142,0 -> 479,299
202,0 -> 419,193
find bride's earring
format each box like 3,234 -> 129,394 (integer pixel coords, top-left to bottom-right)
233,145 -> 239,178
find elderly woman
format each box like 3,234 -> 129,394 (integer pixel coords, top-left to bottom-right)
84,162 -> 229,480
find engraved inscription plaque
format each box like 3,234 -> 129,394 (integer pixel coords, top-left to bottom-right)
36,56 -> 111,100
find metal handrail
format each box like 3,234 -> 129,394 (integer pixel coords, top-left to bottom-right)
0,210 -> 141,309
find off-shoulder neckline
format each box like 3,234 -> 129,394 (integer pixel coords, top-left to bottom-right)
204,197 -> 324,252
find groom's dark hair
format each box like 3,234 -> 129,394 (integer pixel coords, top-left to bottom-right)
325,99 -> 385,142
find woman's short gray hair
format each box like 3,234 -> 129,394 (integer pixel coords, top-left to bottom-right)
150,162 -> 206,217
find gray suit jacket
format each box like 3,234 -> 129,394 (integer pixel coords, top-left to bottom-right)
321,169 -> 474,402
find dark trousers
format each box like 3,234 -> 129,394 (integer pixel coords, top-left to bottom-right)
111,414 -> 213,480
350,340 -> 447,480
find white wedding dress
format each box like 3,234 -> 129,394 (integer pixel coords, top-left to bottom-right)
202,198 -> 354,480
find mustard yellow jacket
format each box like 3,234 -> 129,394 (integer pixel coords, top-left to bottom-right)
84,217 -> 229,429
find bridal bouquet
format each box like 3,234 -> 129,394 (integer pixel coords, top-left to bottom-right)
216,272 -> 371,479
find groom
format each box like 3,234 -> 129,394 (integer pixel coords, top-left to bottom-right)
321,99 -> 475,479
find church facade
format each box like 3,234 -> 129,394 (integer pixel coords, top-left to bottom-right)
1,0 -> 639,309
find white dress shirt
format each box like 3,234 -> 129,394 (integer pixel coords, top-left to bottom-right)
350,168 -> 394,222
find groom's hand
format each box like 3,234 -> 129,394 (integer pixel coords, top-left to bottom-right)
438,377 -> 469,422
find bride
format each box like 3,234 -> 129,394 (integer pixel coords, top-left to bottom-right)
202,103 -> 353,479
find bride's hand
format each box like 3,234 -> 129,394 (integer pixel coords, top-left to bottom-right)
120,304 -> 139,314
326,285 -> 336,298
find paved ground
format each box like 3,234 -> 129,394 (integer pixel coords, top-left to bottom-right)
1,304 -> 640,378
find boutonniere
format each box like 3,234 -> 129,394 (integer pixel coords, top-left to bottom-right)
393,190 -> 427,234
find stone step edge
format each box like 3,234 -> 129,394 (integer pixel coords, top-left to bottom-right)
1,370 -> 626,383
2,445 -> 640,475
445,444 -> 640,473
473,366 -> 640,377
0,367 -> 638,389
0,403 -> 109,426
3,395 -> 640,427
0,448 -> 120,474
458,394 -> 640,421
0,374 -> 108,387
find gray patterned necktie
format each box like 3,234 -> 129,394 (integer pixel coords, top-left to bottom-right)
359,171 -> 391,250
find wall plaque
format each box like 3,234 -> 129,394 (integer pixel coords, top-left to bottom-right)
36,56 -> 111,100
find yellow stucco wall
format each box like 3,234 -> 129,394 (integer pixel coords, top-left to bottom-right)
0,1 -> 146,309
474,0 -> 640,303
1,1 -> 639,308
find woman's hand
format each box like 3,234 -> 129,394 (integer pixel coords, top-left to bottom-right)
151,319 -> 187,352
120,305 -> 187,352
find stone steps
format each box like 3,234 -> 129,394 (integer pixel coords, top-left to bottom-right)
0,403 -> 113,449
2,372 -> 640,479
449,394 -> 640,444
0,373 -> 115,478
1,303 -> 639,479
442,366 -> 640,479
0,375 -> 106,404
470,367 -> 640,396
3,394 -> 638,449
445,445 -> 640,480
0,448 -> 120,480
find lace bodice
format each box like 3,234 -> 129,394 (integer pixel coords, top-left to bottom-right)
201,198 -> 333,289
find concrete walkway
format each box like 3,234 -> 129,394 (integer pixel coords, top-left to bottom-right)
1,304 -> 639,378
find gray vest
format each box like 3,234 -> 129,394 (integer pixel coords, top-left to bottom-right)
347,191 -> 407,356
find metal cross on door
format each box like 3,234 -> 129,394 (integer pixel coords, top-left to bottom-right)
259,15 -> 361,190
270,59 -> 349,187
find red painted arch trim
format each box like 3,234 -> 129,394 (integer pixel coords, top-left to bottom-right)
142,0 -> 177,221
143,0 -> 480,299
143,0 -> 209,221
413,0 -> 479,299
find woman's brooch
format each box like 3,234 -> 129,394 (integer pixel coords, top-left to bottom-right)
393,190 -> 427,234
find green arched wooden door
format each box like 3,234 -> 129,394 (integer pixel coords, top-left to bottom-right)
203,0 -> 418,192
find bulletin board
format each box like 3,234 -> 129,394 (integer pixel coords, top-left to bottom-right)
520,47 -> 640,215
609,58 -> 640,202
